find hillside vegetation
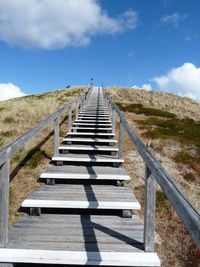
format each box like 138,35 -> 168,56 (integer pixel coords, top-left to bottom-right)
0,86 -> 86,225
107,87 -> 200,267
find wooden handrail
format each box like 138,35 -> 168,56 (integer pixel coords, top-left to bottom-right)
0,91 -> 86,247
0,93 -> 85,167
105,93 -> 200,250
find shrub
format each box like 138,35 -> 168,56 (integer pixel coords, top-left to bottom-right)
183,172 -> 196,182
3,116 -> 15,123
116,102 -> 176,118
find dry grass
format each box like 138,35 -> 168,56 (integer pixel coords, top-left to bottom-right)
107,86 -> 200,121
109,87 -> 200,267
0,86 -> 87,226
0,87 -> 86,149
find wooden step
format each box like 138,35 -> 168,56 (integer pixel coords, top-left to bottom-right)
67,132 -> 114,136
80,109 -> 108,111
52,153 -> 124,164
40,165 -> 130,181
0,249 -> 160,266
79,111 -> 109,115
59,145 -> 119,152
63,137 -> 117,143
22,184 -> 141,210
81,111 -> 108,114
76,120 -> 111,123
78,116 -> 109,119
73,123 -> 112,127
1,214 -> 160,266
71,127 -> 112,131
78,118 -> 110,121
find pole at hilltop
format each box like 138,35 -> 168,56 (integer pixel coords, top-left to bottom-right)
90,78 -> 94,87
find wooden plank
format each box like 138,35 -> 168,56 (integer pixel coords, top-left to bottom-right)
0,160 -> 10,247
67,132 -> 114,136
13,214 -> 141,224
40,165 -> 130,180
22,200 -> 140,210
53,116 -> 60,157
59,145 -> 119,151
73,123 -> 112,127
112,107 -> 115,134
68,106 -> 72,132
119,118 -> 124,158
63,137 -> 117,143
144,166 -> 156,252
52,154 -> 124,163
0,249 -> 160,266
71,127 -> 112,130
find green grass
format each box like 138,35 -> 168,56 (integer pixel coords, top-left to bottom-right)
156,191 -> 171,210
11,148 -> 27,165
174,150 -> 200,175
0,107 -> 6,112
27,149 -> 44,169
0,130 -> 14,138
116,102 -> 176,118
138,117 -> 200,147
0,137 -> 4,147
3,116 -> 16,124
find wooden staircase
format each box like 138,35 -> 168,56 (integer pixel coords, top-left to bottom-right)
0,87 -> 160,266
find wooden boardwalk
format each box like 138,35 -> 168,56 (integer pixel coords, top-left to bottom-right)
0,87 -> 160,266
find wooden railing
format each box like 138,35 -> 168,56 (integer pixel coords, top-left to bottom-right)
0,91 -> 87,248
105,92 -> 200,252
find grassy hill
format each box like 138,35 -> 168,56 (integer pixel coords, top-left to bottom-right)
107,87 -> 200,267
0,86 -> 200,267
0,86 -> 86,226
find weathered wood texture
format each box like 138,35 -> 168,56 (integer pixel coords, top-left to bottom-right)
0,160 -> 10,248
119,118 -> 124,158
7,214 -> 144,251
53,116 -> 60,157
144,165 -> 156,252
0,92 -> 85,249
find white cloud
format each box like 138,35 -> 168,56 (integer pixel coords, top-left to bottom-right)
153,63 -> 200,101
142,83 -> 152,91
0,0 -> 138,49
131,83 -> 152,91
160,12 -> 188,27
0,83 -> 26,101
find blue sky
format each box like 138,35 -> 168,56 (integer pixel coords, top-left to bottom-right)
0,0 -> 200,101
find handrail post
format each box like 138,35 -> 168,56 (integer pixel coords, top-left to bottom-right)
0,159 -> 10,247
144,164 -> 156,252
75,101 -> 79,120
112,107 -> 115,134
119,118 -> 124,158
68,106 -> 72,132
80,96 -> 83,111
54,116 -> 60,157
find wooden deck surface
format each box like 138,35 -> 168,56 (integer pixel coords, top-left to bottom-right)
0,86 -> 160,266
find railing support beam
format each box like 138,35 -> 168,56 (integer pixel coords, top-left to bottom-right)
144,165 -> 156,252
68,107 -> 72,132
112,108 -> 115,134
53,116 -> 60,157
0,160 -> 10,248
119,118 -> 124,158
75,101 -> 79,120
